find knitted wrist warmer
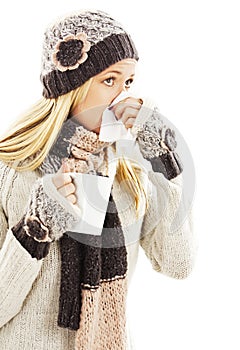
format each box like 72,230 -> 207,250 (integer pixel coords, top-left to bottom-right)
136,107 -> 183,180
12,176 -> 80,260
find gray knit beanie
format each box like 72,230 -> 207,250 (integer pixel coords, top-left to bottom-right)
40,10 -> 139,98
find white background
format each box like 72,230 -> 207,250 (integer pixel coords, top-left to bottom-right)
1,1 -> 240,349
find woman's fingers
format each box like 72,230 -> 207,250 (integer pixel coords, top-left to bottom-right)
57,182 -> 75,197
52,173 -> 72,189
125,117 -> 137,129
119,106 -> 139,124
111,97 -> 143,126
112,97 -> 142,117
52,164 -> 72,189
52,160 -> 77,204
62,160 -> 71,172
66,193 -> 77,205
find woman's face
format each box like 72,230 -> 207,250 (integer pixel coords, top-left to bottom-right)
71,58 -> 137,133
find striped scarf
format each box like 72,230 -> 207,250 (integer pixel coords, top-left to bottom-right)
38,117 -> 129,349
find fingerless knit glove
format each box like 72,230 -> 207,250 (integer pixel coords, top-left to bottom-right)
136,107 -> 183,180
12,175 -> 80,260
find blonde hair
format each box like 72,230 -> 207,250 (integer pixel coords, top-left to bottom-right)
0,79 -> 148,216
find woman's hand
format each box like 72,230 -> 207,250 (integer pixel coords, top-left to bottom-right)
52,161 -> 77,205
111,97 -> 143,129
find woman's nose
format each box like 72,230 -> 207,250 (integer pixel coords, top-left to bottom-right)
111,89 -> 124,104
117,85 -> 128,97
122,84 -> 128,92
109,84 -> 129,105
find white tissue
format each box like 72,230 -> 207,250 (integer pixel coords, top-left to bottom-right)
98,91 -> 135,142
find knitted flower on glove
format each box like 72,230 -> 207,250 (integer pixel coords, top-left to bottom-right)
11,176 -> 80,259
136,107 -> 183,180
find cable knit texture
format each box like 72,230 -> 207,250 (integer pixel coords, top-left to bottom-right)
62,122 -> 111,174
41,10 -> 139,98
15,178 -> 80,241
0,103 -> 196,349
136,106 -> 183,180
42,10 -> 128,76
10,172 -> 81,260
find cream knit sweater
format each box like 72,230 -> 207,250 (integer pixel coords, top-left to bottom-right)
0,115 -> 196,350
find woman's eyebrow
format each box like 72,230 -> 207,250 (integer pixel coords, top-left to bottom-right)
107,70 -> 122,75
102,70 -> 135,76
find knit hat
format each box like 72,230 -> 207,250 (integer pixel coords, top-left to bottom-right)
40,9 -> 139,98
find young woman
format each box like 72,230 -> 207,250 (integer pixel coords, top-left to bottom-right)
0,9 -> 196,350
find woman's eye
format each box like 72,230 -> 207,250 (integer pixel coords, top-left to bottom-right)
103,77 -> 134,88
125,78 -> 134,88
104,77 -> 114,86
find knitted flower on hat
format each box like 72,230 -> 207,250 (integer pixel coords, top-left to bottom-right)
52,32 -> 91,72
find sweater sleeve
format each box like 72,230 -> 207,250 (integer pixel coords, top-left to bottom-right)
0,195 -> 43,328
133,101 -> 197,279
139,170 -> 196,279
0,161 -> 80,328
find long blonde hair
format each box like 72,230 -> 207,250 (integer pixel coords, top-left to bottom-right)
0,79 -> 148,216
